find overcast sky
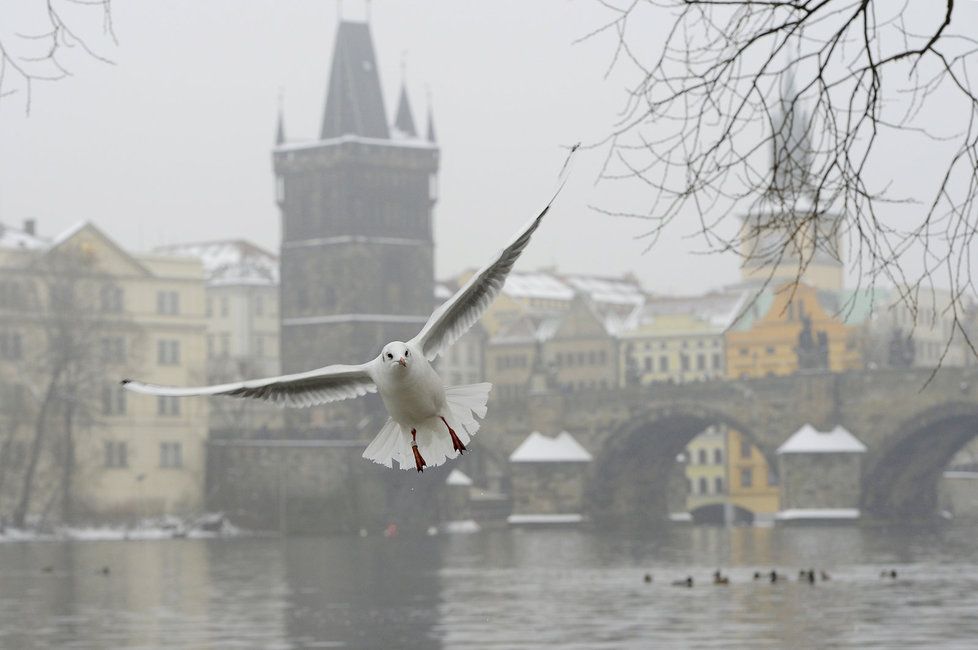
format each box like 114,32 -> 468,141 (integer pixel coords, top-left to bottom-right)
1,1 -> 973,295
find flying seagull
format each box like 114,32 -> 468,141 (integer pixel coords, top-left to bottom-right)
122,145 -> 579,472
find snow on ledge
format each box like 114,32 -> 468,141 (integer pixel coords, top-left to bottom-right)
775,508 -> 860,521
509,431 -> 593,463
507,513 -> 584,525
777,424 -> 867,454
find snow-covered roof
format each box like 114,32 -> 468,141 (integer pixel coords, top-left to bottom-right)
0,222 -> 47,251
445,469 -> 473,486
503,272 -> 575,301
777,424 -> 867,454
155,240 -> 278,287
509,431 -> 593,463
562,274 -> 645,306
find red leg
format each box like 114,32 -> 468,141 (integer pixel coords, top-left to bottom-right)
411,428 -> 426,473
440,416 -> 466,454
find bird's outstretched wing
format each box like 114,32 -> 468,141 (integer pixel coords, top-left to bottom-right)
121,363 -> 375,408
411,144 -> 579,361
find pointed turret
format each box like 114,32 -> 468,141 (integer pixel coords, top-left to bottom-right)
393,84 -> 417,137
275,105 -> 286,145
426,102 -> 437,143
321,21 -> 389,139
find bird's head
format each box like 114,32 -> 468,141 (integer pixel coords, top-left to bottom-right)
381,341 -> 412,370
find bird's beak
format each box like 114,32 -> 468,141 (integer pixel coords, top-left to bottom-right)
398,357 -> 407,367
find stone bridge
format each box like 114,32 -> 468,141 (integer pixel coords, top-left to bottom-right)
479,367 -> 978,522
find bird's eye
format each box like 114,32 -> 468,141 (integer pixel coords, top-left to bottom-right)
404,350 -> 409,357
386,353 -> 393,359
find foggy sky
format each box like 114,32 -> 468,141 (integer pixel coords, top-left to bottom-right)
1,1 -> 972,295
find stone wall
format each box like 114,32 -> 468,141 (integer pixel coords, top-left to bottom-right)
510,463 -> 588,515
779,453 -> 862,510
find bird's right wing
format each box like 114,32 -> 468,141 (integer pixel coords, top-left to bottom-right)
121,363 -> 375,408
410,144 -> 579,361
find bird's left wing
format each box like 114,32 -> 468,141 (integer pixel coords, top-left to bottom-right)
121,363 -> 375,408
411,144 -> 578,362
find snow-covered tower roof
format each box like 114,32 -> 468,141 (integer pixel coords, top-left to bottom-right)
509,431 -> 593,463
777,424 -> 867,454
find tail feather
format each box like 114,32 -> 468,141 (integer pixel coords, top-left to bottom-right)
360,383 -> 493,471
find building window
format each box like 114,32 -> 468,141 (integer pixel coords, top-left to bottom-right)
100,285 -> 124,313
0,331 -> 23,360
157,395 -> 181,416
157,340 -> 180,365
767,467 -> 779,486
104,441 -> 128,468
659,356 -> 669,372
765,346 -> 776,355
714,477 -> 724,493
712,353 -> 722,369
740,468 -> 753,488
160,442 -> 183,468
698,449 -> 707,464
740,348 -> 749,356
699,477 -> 709,495
681,354 -> 690,371
740,439 -> 752,458
157,291 -> 180,315
101,336 -> 126,364
714,449 -> 723,465
101,384 -> 127,416
696,354 -> 705,370
644,357 -> 652,371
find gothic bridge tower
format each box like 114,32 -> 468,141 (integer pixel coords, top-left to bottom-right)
273,20 -> 439,431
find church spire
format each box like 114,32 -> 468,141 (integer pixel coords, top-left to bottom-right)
394,84 -> 417,137
320,21 -> 389,139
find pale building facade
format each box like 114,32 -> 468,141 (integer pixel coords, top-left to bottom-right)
0,221 -> 207,523
155,241 -> 281,437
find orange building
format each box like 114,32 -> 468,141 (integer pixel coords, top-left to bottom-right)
725,282 -> 862,379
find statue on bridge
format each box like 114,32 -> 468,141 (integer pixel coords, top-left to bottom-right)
795,313 -> 829,371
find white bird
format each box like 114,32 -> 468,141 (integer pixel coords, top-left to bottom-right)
122,145 -> 578,473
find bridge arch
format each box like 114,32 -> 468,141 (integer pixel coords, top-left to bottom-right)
586,403 -> 775,525
862,401 -> 978,519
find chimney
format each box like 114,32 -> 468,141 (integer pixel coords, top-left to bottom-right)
23,219 -> 36,236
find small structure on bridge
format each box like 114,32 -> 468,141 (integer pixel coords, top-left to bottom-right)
776,424 -> 867,523
507,431 -> 593,525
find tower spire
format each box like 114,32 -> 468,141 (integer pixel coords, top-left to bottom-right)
275,89 -> 286,145
321,21 -> 389,139
393,52 -> 417,137
425,88 -> 437,143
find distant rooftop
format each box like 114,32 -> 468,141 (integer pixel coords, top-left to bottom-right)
155,240 -> 278,287
0,221 -> 47,251
509,431 -> 593,463
777,424 -> 867,454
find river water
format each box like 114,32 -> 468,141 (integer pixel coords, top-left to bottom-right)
1,524 -> 977,649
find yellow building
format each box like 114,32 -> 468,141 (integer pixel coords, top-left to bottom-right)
725,429 -> 780,518
726,282 -> 862,379
684,426 -> 728,514
0,220 -> 208,522
619,313 -> 726,385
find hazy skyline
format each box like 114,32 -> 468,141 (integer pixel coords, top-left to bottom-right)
0,1 -> 742,296
1,1 -> 971,296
